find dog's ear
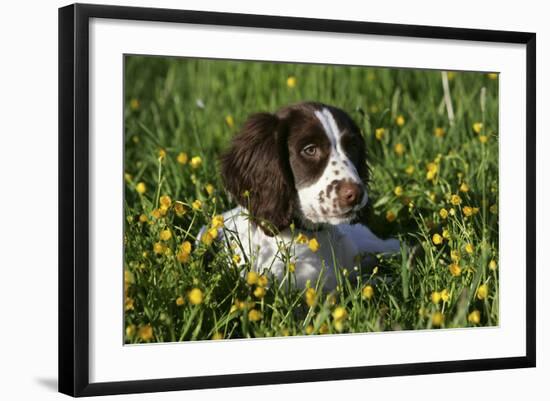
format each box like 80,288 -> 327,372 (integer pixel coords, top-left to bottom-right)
221,112 -> 295,235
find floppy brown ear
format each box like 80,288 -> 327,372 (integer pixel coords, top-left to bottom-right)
220,112 -> 295,235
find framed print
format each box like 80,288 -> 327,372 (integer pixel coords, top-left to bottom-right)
58,3 -> 536,397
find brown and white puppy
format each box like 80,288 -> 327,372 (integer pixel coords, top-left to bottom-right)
206,101 -> 399,289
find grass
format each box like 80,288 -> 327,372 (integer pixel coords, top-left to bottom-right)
123,55 -> 499,343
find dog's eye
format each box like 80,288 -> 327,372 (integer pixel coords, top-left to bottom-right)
302,144 -> 317,157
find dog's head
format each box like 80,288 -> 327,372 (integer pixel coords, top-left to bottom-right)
221,102 -> 368,235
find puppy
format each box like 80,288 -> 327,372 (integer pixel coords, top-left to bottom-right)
207,101 -> 399,289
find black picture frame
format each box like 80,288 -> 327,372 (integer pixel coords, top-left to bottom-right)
59,3 -> 536,397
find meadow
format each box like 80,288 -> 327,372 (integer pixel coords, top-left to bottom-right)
123,55 -> 499,343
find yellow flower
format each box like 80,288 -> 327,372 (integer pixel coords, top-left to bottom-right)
125,296 -> 134,311
211,215 -> 224,229
449,208 -> 456,216
394,186 -> 403,197
332,306 -> 348,321
305,288 -> 317,307
138,324 -> 153,342
208,227 -> 218,241
281,328 -> 290,337
479,135 -> 488,144
225,115 -> 235,128
476,284 -> 489,300
386,210 -> 396,222
232,254 -> 241,264
253,286 -> 266,299
153,242 -> 166,254
375,128 -> 385,140
177,152 -> 188,164
432,233 -> 443,245
468,310 -> 481,324
192,200 -> 202,210
405,165 -> 415,175
177,242 -> 192,263
463,206 -> 473,217
176,296 -> 185,306
160,195 -> 172,208
190,156 -> 202,169
488,73 -> 498,80
394,142 -> 405,156
212,214 -> 223,229
159,229 -> 172,241
440,289 -> 450,302
460,182 -> 470,193
125,324 -> 136,338
288,262 -> 296,273
472,122 -> 483,134
488,259 -> 498,271
449,263 -> 462,277
465,243 -> 474,254
139,214 -> 148,223
188,288 -> 204,305
334,320 -> 345,333
173,202 -> 187,217
129,98 -> 140,110
308,238 -> 320,252
201,230 -> 215,246
434,127 -> 445,138
160,204 -> 169,215
490,204 -> 498,214
180,241 -> 192,254
426,162 -> 438,180
295,232 -> 309,244
211,332 -> 224,340
286,76 -> 297,88
125,270 -> 134,285
246,271 -> 259,286
305,325 -> 314,335
439,208 -> 448,219
362,285 -> 374,300
431,291 -> 441,304
450,249 -> 460,262
135,182 -> 146,194
431,312 -> 444,327
158,148 -> 166,160
319,324 -> 329,335
258,275 -> 268,288
450,194 -> 462,205
395,115 -> 405,127
442,229 -> 451,240
248,309 -> 262,322
205,183 -> 215,196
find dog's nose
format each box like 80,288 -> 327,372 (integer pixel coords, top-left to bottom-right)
337,181 -> 364,208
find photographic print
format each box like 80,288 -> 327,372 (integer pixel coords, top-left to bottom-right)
59,4 -> 536,395
123,56 -> 499,343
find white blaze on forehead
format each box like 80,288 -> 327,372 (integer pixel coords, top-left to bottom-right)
293,107 -> 368,225
313,108 -> 361,182
314,108 -> 340,148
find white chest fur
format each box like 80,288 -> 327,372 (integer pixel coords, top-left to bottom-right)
205,207 -> 400,289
